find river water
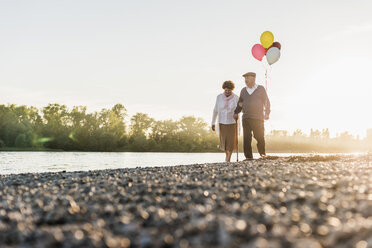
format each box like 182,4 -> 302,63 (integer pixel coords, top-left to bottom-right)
0,151 -> 336,174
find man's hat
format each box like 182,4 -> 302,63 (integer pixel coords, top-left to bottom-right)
242,72 -> 256,78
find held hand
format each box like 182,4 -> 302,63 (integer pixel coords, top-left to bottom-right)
212,125 -> 216,131
233,114 -> 238,120
264,115 -> 269,121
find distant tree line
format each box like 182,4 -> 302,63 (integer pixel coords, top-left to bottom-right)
0,104 -> 371,152
0,104 -> 218,152
265,128 -> 372,153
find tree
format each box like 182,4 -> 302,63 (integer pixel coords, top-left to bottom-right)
42,104 -> 70,149
269,130 -> 288,137
366,129 -> 372,141
338,131 -> 353,141
310,129 -> 321,139
321,128 -> 330,139
0,104 -> 34,147
178,116 -> 209,151
150,120 -> 178,142
129,113 -> 154,137
15,134 -> 27,148
293,129 -> 305,137
149,119 -> 181,151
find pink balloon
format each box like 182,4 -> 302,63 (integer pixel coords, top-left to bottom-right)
251,44 -> 266,61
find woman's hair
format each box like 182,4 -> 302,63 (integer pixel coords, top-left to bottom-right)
222,80 -> 235,90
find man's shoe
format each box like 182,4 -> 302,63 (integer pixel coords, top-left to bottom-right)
243,158 -> 254,161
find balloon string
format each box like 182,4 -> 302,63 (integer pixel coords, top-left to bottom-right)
260,60 -> 268,93
265,69 -> 268,93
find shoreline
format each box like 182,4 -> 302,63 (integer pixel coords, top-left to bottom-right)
0,155 -> 371,247
1,147 -> 370,153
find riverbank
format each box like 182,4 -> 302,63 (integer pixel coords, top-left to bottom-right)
0,155 -> 371,247
1,146 -> 370,153
0,147 -> 63,152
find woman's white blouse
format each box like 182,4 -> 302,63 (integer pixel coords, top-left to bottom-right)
212,93 -> 239,126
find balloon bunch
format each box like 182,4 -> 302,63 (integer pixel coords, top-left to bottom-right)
251,31 -> 282,92
251,31 -> 281,65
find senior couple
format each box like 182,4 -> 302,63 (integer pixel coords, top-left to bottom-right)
212,72 -> 270,162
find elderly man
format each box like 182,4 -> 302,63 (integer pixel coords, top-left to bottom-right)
233,72 -> 270,160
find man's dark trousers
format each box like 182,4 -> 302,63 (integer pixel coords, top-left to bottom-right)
242,118 -> 266,159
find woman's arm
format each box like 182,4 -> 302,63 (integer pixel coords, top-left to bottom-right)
234,90 -> 244,115
211,95 -> 219,129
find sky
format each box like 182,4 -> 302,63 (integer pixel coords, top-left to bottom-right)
1,0 -> 372,137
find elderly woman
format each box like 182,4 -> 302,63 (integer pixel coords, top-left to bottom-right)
212,80 -> 240,162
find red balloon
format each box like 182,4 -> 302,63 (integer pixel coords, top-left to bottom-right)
251,44 -> 266,61
270,41 -> 281,50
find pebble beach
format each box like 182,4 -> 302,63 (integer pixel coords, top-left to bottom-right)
0,155 -> 371,248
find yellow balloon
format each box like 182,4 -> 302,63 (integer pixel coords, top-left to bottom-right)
260,31 -> 274,49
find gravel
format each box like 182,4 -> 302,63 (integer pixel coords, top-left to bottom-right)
0,155 -> 371,247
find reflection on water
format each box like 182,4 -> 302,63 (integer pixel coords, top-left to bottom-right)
0,152 -> 338,175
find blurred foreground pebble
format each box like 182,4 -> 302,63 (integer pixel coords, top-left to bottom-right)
0,155 -> 371,247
